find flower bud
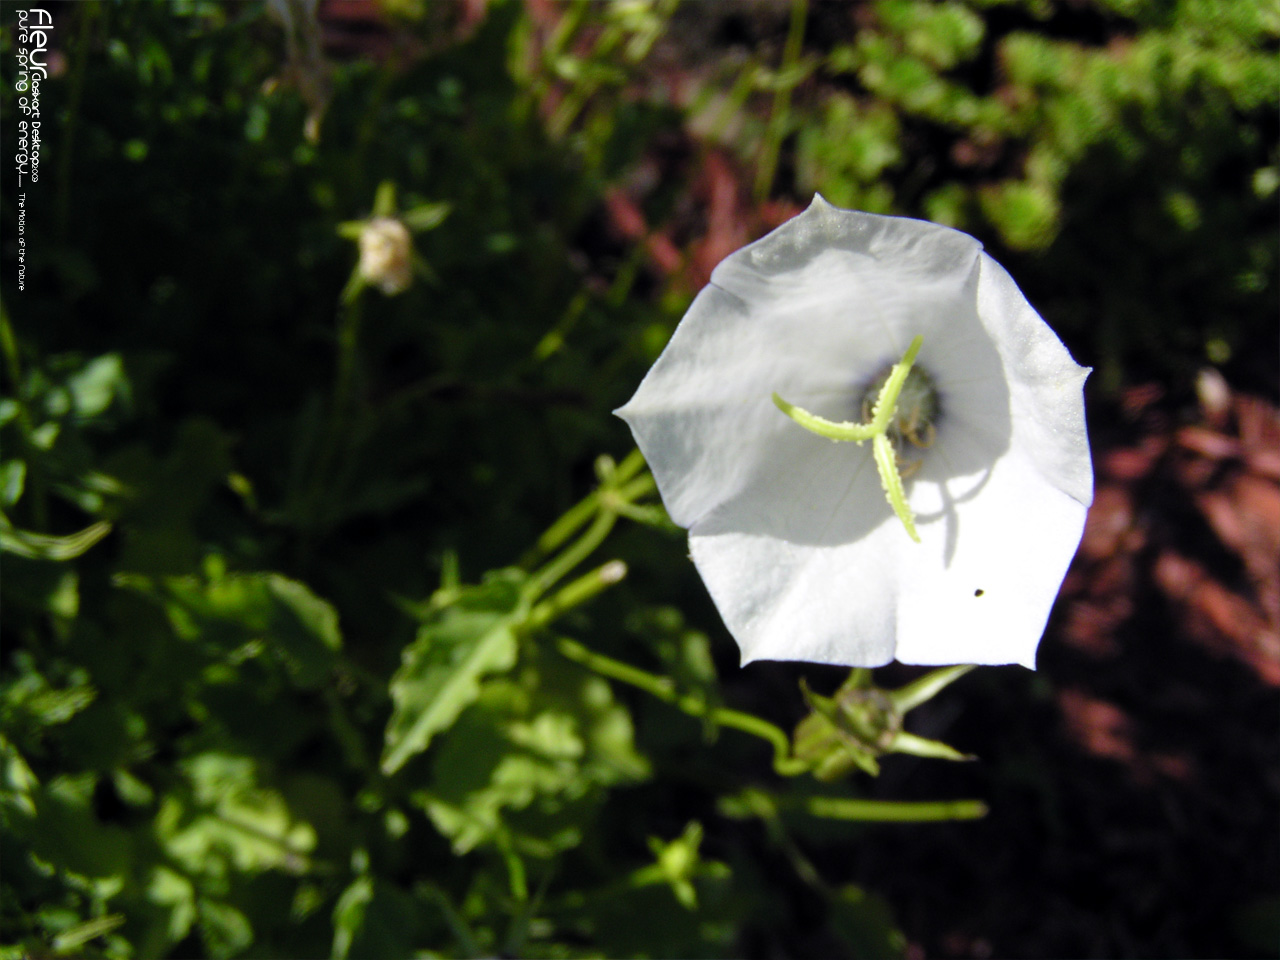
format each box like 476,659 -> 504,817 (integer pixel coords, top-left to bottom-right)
357,217 -> 413,295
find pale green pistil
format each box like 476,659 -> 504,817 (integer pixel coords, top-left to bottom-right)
772,335 -> 937,543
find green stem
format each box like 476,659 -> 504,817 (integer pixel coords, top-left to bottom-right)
801,796 -> 988,822
333,298 -> 362,420
553,636 -> 808,777
612,447 -> 648,485
527,509 -> 617,602
321,686 -> 374,776
755,0 -> 807,199
497,833 -> 529,903
527,560 -> 627,630
522,450 -> 650,563
612,471 -> 656,506
526,491 -> 600,563
0,298 -> 25,397
422,886 -> 482,958
523,450 -> 652,568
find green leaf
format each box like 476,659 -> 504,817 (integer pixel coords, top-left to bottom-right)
263,574 -> 343,685
157,753 -> 315,877
331,876 -> 373,960
0,460 -> 25,508
122,561 -> 342,689
51,913 -> 126,953
0,733 -> 38,821
401,201 -> 452,233
331,876 -> 421,960
381,572 -> 526,775
65,353 -> 130,420
1,656 -> 97,739
27,774 -> 134,880
146,867 -> 198,947
0,511 -> 112,561
979,178 -> 1061,251
198,898 -> 253,960
105,418 -> 233,575
416,652 -> 648,854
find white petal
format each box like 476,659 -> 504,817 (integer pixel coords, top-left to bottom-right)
893,447 -> 1088,667
976,253 -> 1093,507
617,196 -> 984,529
618,196 -> 1092,668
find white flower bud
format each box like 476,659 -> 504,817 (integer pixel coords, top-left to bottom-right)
357,217 -> 413,296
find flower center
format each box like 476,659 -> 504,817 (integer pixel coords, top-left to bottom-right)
859,364 -> 940,477
772,334 -> 930,542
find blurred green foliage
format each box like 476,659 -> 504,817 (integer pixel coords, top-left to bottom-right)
1,1 -> 1275,957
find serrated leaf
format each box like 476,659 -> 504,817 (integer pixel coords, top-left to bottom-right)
263,574 -> 342,686
158,753 -> 315,877
381,609 -> 519,775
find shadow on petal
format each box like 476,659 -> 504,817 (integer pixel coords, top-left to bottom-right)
695,266 -> 1014,557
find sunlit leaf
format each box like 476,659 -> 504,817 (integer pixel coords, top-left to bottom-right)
381,571 -> 526,775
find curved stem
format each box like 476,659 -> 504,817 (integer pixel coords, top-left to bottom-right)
524,450 -> 652,565
553,636 -> 808,777
526,491 -> 601,563
526,509 -> 617,602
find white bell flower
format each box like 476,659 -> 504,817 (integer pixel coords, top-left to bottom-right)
616,195 -> 1092,668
